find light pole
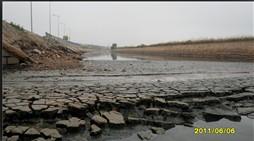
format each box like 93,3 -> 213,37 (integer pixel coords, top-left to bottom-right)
60,22 -> 66,37
68,28 -> 71,40
49,2 -> 51,34
30,2 -> 33,32
53,14 -> 60,37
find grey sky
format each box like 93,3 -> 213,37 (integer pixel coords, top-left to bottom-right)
3,2 -> 253,47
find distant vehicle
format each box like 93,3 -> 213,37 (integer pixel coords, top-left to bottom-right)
111,43 -> 117,50
63,35 -> 69,41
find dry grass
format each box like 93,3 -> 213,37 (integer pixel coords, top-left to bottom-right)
117,37 -> 254,62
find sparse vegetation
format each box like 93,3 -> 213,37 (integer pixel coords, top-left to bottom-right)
9,21 -> 25,32
116,37 -> 254,62
122,37 -> 254,48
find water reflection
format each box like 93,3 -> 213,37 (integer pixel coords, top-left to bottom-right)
111,51 -> 117,60
152,116 -> 253,141
203,114 -> 241,122
84,51 -> 254,62
83,51 -> 138,61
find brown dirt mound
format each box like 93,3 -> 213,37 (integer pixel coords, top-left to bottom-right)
2,21 -> 85,70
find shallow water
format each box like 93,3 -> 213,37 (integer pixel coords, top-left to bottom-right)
83,50 -> 254,62
152,116 -> 254,141
62,125 -> 151,141
83,54 -> 138,61
61,117 -> 254,141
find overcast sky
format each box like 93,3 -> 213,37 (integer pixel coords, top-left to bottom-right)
3,2 -> 253,47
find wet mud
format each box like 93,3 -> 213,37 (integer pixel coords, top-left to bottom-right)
3,52 -> 254,141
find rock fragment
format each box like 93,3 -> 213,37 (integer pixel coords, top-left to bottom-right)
203,106 -> 241,121
7,135 -> 19,141
32,137 -> 48,141
167,101 -> 189,109
56,117 -> 86,131
223,92 -> 254,101
144,108 -> 160,115
102,111 -> 125,126
4,126 -> 16,134
24,127 -> 41,137
150,127 -> 165,135
91,115 -> 107,126
31,104 -> 48,111
247,113 -> 254,119
12,105 -> 31,113
237,107 -> 254,115
10,126 -> 29,135
137,130 -> 156,140
90,124 -> 102,136
40,128 -> 62,139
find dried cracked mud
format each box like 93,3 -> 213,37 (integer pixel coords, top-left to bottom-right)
3,55 -> 254,141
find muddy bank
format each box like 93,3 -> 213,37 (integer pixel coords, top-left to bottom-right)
115,38 -> 254,62
3,76 -> 254,141
3,59 -> 254,88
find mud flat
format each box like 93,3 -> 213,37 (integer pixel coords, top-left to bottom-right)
3,52 -> 254,141
3,75 -> 254,141
115,38 -> 254,62
4,60 -> 254,85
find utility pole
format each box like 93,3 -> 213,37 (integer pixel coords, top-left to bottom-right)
64,24 -> 66,36
30,2 -> 33,32
53,14 -> 60,37
49,2 -> 51,34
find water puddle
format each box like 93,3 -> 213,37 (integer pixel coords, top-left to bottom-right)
152,116 -> 254,141
61,116 -> 253,141
62,125 -> 151,141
